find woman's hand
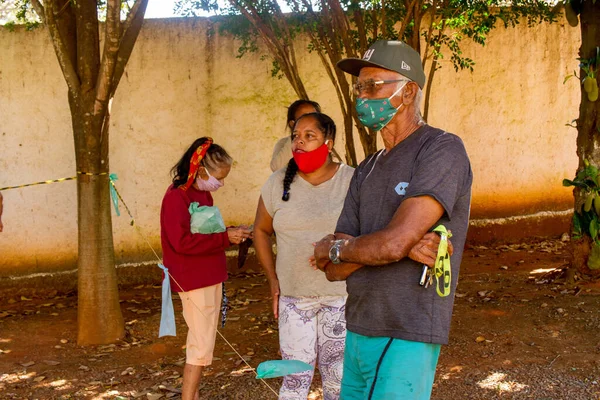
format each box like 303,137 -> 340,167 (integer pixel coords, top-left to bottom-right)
269,279 -> 280,319
227,226 -> 252,244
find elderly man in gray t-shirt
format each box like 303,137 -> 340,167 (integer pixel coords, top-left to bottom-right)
314,40 -> 472,400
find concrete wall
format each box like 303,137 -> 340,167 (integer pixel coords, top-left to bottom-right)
0,17 -> 581,278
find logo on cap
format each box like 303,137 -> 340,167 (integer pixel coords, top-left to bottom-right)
363,49 -> 375,61
401,61 -> 411,71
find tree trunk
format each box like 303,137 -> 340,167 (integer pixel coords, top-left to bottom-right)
38,0 -> 147,345
356,125 -> 377,158
573,2 -> 600,274
70,94 -> 124,345
423,53 -> 439,121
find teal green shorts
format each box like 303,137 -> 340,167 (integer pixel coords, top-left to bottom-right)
340,331 -> 441,400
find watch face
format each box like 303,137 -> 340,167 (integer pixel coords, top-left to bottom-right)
329,241 -> 341,264
329,244 -> 337,261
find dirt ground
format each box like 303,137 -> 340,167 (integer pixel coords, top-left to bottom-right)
1,237 -> 600,400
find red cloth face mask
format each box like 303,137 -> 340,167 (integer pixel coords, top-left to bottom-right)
292,141 -> 330,173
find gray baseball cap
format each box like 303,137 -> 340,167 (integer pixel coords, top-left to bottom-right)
337,40 -> 426,88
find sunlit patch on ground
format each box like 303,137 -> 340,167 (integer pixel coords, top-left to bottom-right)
477,372 -> 528,393
91,389 -> 130,399
530,268 -> 558,275
440,365 -> 464,380
1,371 -> 37,384
46,378 -> 71,389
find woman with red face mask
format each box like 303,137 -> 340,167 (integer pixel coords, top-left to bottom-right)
255,113 -> 352,399
270,99 -> 321,172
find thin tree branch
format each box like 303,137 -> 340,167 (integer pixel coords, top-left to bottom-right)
273,2 -> 307,97
351,1 -> 368,52
421,0 -> 439,67
423,51 -> 438,121
372,5 -> 378,39
95,0 -> 122,115
44,0 -> 80,98
229,0 -> 308,98
303,0 -> 360,163
398,0 -> 420,42
423,19 -> 446,120
253,0 -> 305,94
74,0 -> 100,94
411,2 -> 423,51
329,0 -> 357,57
30,0 -> 46,24
56,0 -> 69,16
381,0 -> 386,38
111,0 -> 149,97
120,0 -> 145,41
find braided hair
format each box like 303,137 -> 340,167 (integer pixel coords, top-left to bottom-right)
282,112 -> 336,201
171,137 -> 233,187
282,158 -> 299,201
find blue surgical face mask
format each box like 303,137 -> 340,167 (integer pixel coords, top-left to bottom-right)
355,82 -> 407,131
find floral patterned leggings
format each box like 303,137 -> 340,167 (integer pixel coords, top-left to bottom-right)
278,295 -> 347,400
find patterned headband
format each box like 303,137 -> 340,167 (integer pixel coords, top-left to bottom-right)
179,138 -> 213,191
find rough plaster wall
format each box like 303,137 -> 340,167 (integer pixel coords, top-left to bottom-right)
427,19 -> 580,218
0,17 -> 581,275
1,27 -> 77,273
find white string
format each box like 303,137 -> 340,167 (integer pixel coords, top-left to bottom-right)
364,149 -> 384,182
111,181 -> 279,397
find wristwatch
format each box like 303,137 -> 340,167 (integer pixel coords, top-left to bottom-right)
329,239 -> 345,264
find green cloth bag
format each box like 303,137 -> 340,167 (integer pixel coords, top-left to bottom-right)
189,202 -> 226,234
255,360 -> 313,379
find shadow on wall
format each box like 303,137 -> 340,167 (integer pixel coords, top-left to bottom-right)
467,211 -> 571,244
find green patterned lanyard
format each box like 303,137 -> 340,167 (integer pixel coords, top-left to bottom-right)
432,225 -> 452,297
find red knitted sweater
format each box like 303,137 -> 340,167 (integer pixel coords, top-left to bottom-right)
160,185 -> 230,292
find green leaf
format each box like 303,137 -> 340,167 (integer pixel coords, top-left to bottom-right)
585,165 -> 599,180
589,242 -> 600,269
580,210 -> 593,234
573,212 -> 583,236
562,178 -> 587,188
3,21 -> 16,32
564,74 -> 574,84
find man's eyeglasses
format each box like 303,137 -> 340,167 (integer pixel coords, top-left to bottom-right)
352,79 -> 408,96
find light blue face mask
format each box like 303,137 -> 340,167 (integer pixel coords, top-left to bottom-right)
355,82 -> 407,131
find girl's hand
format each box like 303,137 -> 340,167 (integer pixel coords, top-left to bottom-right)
269,279 -> 280,319
309,255 -> 318,270
227,226 -> 252,244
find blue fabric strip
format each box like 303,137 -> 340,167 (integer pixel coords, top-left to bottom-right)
158,263 -> 176,337
108,173 -> 120,217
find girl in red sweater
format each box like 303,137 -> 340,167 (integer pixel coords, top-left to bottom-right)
160,137 -> 251,400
